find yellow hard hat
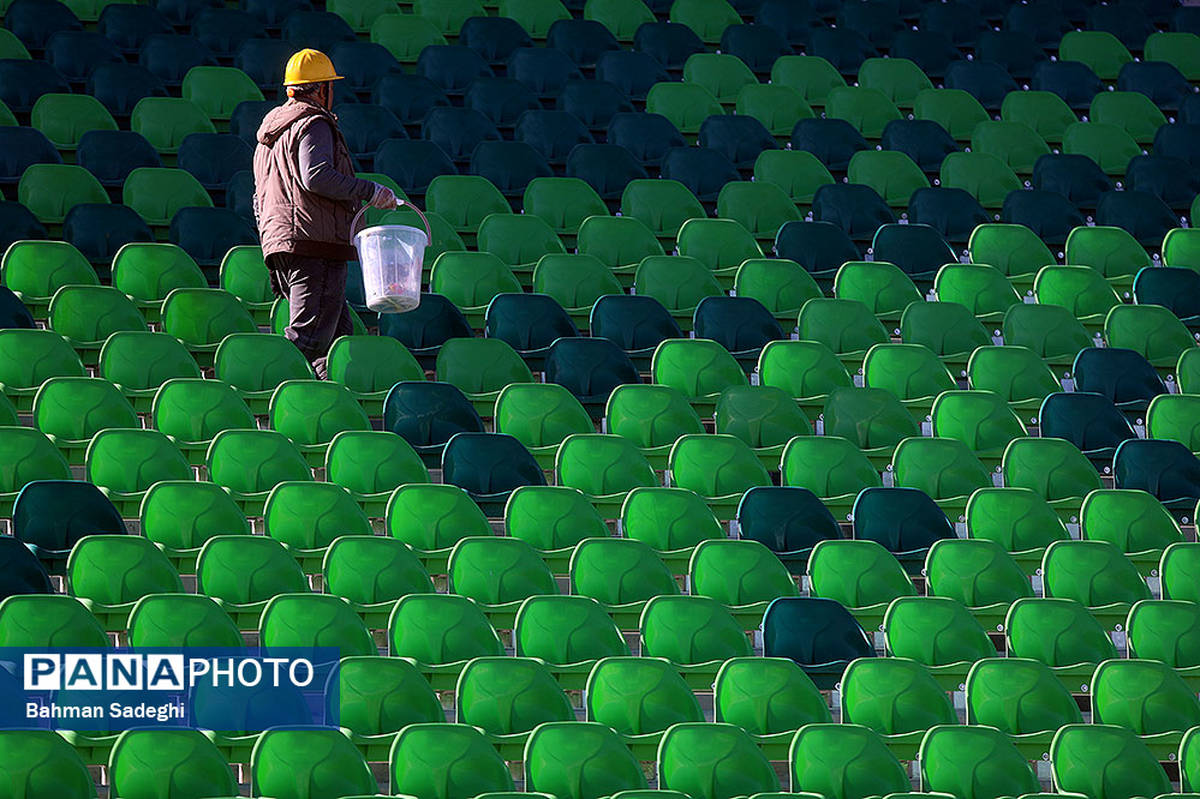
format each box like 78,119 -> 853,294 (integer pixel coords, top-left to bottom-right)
283,48 -> 343,86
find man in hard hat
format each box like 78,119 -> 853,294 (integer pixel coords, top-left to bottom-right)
252,48 -> 396,378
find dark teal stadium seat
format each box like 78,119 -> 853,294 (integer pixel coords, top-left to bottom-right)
774,221 -> 861,280
281,9 -> 356,52
699,115 -> 777,171
63,204 -> 153,266
168,207 -> 257,267
378,292 -> 472,369
5,0 -> 81,50
1072,347 -> 1166,415
234,37 -> 293,89
515,110 -> 594,166
547,18 -> 619,68
608,111 -> 684,165
384,381 -> 485,465
443,431 -> 545,511
1040,392 -> 1136,462
556,79 -> 632,131
812,184 -> 895,240
87,63 -> 168,118
909,187 -> 990,245
0,537 -> 52,599
141,33 -> 218,87
659,146 -> 739,204
97,3 -> 173,55
1114,439 -> 1200,511
597,50 -> 667,101
790,117 -> 868,172
76,130 -> 160,187
485,293 -> 578,360
945,60 -> 1018,111
46,31 -> 122,84
178,133 -> 254,191
508,47 -> 583,97
1032,60 -> 1103,110
735,485 -> 841,570
589,294 -> 681,366
471,140 -> 551,197
13,480 -> 126,573
634,21 -> 704,70
460,16 -> 531,64
328,40 -> 399,93
374,73 -> 451,126
417,45 -> 492,96
0,128 -> 60,185
544,336 -> 640,417
762,596 -> 873,689
852,486 -> 956,565
566,143 -> 646,201
375,139 -> 456,195
467,76 -> 541,127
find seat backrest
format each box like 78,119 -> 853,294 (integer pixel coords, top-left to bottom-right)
641,595 -> 752,664
965,656 -> 1083,733
1005,597 -> 1117,667
251,727 -> 376,799
1092,658 -> 1200,734
1042,539 -> 1150,606
1050,724 -> 1171,799
456,656 -> 573,735
514,594 -> 630,664
884,596 -> 996,665
841,656 -> 956,735
525,721 -> 648,799
570,537 -> 677,605
713,656 -> 831,735
807,539 -> 915,609
586,655 -> 702,735
920,724 -> 1040,799
620,486 -> 724,550
789,723 -> 910,799
657,722 -> 780,799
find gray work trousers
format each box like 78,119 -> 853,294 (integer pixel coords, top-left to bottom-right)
266,252 -> 353,379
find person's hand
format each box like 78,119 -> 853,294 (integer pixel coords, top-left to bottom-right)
369,182 -> 397,210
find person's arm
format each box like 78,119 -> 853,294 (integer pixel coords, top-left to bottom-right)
296,119 -> 377,203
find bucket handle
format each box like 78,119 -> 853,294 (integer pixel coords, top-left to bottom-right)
350,198 -> 433,244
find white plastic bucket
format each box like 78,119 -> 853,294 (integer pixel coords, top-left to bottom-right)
352,202 -> 430,313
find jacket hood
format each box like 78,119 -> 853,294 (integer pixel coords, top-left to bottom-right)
257,99 -> 331,147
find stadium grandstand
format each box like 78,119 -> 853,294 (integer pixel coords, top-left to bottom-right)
0,0 -> 1199,795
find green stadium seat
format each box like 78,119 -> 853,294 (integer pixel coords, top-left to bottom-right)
0,593 -> 107,648
683,52 -> 757,105
914,87 -> 989,141
640,594 -> 752,666
67,533 -> 182,629
1106,304 -> 1198,369
931,389 -> 1027,464
531,253 -> 620,328
891,437 -> 991,513
586,655 -> 702,741
650,338 -> 747,416
1002,304 -> 1094,374
161,287 -> 256,365
964,486 -> 1069,558
823,387 -> 920,463
1081,487 -> 1183,554
965,657 -> 1083,735
1062,122 -> 1142,177
322,431 -> 427,518
570,537 -> 676,621
181,65 -> 265,123
1145,31 -> 1200,81
1092,658 -> 1200,734
771,55 -> 846,109
336,655 -> 442,760
967,346 -> 1061,422
971,120 -> 1050,175
969,222 -> 1056,293
939,151 -> 1023,210
31,93 -> 118,154
522,177 -> 607,243
0,428 -> 72,514
506,485 -> 607,561
424,174 -> 507,239
213,332 -> 314,414
131,97 -> 216,156
713,656 -> 831,738
714,184 -> 799,244
920,724 -> 1041,798
370,13 -> 447,63
1050,724 -> 1171,799
846,150 -> 929,209
0,730 -> 97,798
732,259 -> 820,325
645,81 -> 722,139
620,485 -> 724,553
603,384 -> 700,470
139,479 -> 248,569
935,262 -> 1021,326
620,179 -> 705,242
901,301 -> 992,373
412,0 -> 485,36
807,539 -> 916,616
883,595 -> 996,666
689,538 -> 798,605
448,536 -> 557,607
434,337 -> 533,417
925,537 -> 1032,608
780,435 -> 881,520
576,214 -> 665,276
1042,539 -> 1150,607
862,343 -> 956,417
47,283 -> 147,362
263,481 -> 369,566
1064,226 -> 1151,296
85,428 -> 191,516
658,722 -> 781,799
514,593 -> 630,665
797,298 -> 889,367
324,535 -> 433,626
789,724 -> 910,799
323,335 -> 423,417
735,84 -> 813,140
1127,598 -> 1200,668
195,535 -> 306,630
268,379 -> 370,465
524,721 -> 647,797
429,250 -> 522,325
18,163 -> 108,226
252,728 -> 377,799
457,657 -> 573,738
634,255 -> 721,330
825,86 -> 901,140
11,479 -> 125,572
127,592 -> 242,648
111,242 -> 205,321
492,382 -> 592,471
217,244 -> 272,321
755,340 -> 852,422
585,0 -> 654,42
1147,393 -> 1200,454
832,261 -> 921,331
857,57 -> 932,110
123,166 -> 214,227
259,592 -> 375,656
752,150 -> 834,209
667,433 -> 770,517
386,483 -> 488,556
1034,265 -> 1120,333
389,593 -> 502,685
477,212 -> 566,279
33,376 -> 138,465
840,657 -> 956,739
206,429 -> 311,515
714,384 -> 810,466
1002,436 -> 1104,512
1059,30 -> 1133,81
760,597 -> 875,689
1090,91 -> 1167,147
677,218 -> 764,278
390,723 -> 513,799
1,239 -> 97,319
